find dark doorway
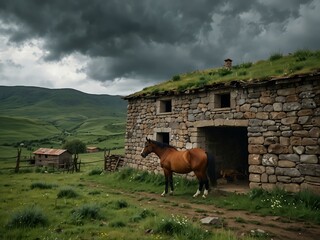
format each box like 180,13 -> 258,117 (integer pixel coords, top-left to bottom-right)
201,126 -> 248,183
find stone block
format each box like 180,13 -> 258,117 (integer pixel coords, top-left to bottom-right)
248,154 -> 262,165
283,102 -> 301,111
249,165 -> 266,174
275,167 -> 301,177
268,144 -> 288,154
262,154 -> 278,166
277,176 -> 291,183
249,174 -> 261,182
301,182 -> 320,195
266,167 -> 275,175
305,146 -> 320,154
281,117 -> 298,125
270,112 -> 286,119
292,146 -> 305,154
269,175 -> 277,183
291,177 -> 304,183
264,137 -> 278,145
300,155 -> 318,164
301,138 -> 318,146
273,103 -> 283,111
249,182 -> 262,189
248,145 -> 267,154
305,176 -> 320,183
249,136 -> 264,144
298,164 -> 320,176
262,183 -> 276,191
278,160 -> 296,168
261,173 -> 268,183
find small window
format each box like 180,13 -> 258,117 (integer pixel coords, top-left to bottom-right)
159,99 -> 172,113
214,93 -> 230,108
156,132 -> 170,144
45,155 -> 48,158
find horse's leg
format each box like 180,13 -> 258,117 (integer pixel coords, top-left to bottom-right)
161,169 -> 169,196
169,172 -> 174,195
193,179 -> 203,198
203,178 -> 209,198
193,170 -> 209,198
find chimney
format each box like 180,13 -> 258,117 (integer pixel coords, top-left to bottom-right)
224,58 -> 232,70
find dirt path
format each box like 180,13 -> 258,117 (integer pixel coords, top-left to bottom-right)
111,189 -> 320,240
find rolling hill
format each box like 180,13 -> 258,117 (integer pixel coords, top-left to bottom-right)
0,86 -> 128,151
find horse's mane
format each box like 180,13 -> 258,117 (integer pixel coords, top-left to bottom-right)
150,140 -> 177,150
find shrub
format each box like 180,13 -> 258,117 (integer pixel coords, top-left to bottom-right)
114,200 -> 128,209
7,206 -> 48,228
217,68 -> 232,76
295,190 -> 320,210
172,75 -> 181,81
57,187 -> 79,199
109,220 -> 126,228
293,49 -> 313,61
238,71 -> 247,76
71,204 -> 101,224
130,209 -> 155,222
269,53 -> 283,61
30,182 -> 57,189
88,168 -> 103,176
154,214 -> 211,239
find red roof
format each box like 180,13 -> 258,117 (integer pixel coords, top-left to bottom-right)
33,148 -> 69,156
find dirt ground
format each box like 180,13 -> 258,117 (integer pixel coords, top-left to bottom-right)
114,183 -> 320,240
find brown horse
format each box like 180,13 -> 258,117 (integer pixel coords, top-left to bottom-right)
141,138 -> 216,198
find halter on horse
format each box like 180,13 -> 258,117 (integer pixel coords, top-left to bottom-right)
141,138 -> 216,198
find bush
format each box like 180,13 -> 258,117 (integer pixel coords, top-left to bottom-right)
57,187 -> 79,199
172,75 -> 181,81
114,200 -> 128,209
293,49 -> 313,61
154,214 -> 211,239
217,68 -> 232,76
130,209 -> 155,222
109,220 -> 126,228
88,168 -> 103,176
30,182 -> 57,189
71,204 -> 101,224
269,53 -> 283,61
7,206 -> 48,228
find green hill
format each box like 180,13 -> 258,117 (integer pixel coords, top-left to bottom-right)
0,86 -> 127,151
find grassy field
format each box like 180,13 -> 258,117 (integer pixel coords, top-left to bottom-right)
0,156 -> 251,240
0,152 -> 319,240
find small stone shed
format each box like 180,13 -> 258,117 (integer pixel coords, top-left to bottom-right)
33,148 -> 72,169
124,72 -> 320,193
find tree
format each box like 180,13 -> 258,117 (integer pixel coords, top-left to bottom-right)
62,139 -> 86,172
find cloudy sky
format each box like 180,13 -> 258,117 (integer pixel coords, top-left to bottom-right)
0,0 -> 319,96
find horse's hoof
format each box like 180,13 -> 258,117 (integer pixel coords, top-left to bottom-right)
202,195 -> 207,199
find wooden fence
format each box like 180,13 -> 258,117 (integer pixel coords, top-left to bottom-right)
0,151 -> 125,173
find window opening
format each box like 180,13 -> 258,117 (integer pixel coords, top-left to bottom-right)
156,132 -> 170,144
159,99 -> 172,113
215,93 -> 230,108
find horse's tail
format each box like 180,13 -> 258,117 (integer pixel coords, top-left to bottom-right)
206,152 -> 216,186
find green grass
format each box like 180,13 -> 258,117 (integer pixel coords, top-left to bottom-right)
130,49 -> 320,97
0,159 -> 319,239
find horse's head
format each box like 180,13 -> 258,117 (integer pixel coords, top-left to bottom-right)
141,137 -> 154,158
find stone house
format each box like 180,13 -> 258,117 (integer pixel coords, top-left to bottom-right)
124,70 -> 320,193
33,148 -> 72,169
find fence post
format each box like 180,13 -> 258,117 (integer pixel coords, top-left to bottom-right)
14,143 -> 24,173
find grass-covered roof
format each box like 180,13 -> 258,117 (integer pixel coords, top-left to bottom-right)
125,49 -> 320,99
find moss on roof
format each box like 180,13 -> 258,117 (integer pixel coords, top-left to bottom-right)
126,49 -> 320,99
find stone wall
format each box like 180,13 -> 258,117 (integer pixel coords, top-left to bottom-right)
124,76 -> 320,193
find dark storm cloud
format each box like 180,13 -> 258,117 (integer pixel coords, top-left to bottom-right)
0,0 -> 319,83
